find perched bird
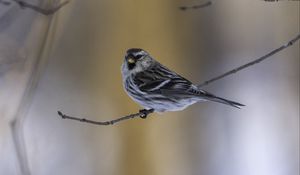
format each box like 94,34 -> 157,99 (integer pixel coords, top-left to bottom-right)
121,48 -> 244,112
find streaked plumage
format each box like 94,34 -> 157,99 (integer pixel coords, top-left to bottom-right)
121,48 -> 244,112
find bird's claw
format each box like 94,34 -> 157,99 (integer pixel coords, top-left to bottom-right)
139,109 -> 154,119
139,109 -> 148,119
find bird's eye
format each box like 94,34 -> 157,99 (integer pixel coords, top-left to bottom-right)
127,57 -> 135,64
135,54 -> 143,59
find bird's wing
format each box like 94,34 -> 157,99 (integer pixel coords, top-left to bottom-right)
134,64 -> 198,94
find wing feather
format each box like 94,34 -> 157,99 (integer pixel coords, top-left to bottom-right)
133,64 -> 199,95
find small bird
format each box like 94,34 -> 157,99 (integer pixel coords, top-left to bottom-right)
121,48 -> 244,113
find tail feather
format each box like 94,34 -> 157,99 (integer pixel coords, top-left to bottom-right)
159,88 -> 245,108
204,95 -> 245,109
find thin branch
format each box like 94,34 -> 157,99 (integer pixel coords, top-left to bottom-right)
58,109 -> 154,125
197,33 -> 300,87
179,1 -> 212,11
7,0 -> 70,16
58,33 -> 299,126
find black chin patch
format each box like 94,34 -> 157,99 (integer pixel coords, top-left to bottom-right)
128,62 -> 136,70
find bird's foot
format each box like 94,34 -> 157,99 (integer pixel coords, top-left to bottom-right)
139,109 -> 154,119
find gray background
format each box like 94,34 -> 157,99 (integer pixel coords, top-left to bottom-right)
0,0 -> 299,175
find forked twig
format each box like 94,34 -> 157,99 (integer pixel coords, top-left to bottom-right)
58,33 -> 299,126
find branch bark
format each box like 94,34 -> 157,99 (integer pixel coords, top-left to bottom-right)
58,33 -> 299,126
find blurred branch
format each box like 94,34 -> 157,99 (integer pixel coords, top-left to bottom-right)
58,109 -> 154,125
58,34 -> 299,126
197,33 -> 300,87
179,1 -> 212,11
10,120 -> 31,175
263,0 -> 299,1
178,0 -> 299,11
0,0 -> 11,5
1,0 -> 70,15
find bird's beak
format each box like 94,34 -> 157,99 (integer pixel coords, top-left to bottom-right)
127,57 -> 135,64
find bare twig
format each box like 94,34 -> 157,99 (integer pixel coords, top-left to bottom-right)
7,0 -> 70,15
197,34 -> 300,87
58,109 -> 154,125
58,33 -> 299,126
179,1 -> 212,11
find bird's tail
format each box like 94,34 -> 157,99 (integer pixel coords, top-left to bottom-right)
203,95 -> 245,109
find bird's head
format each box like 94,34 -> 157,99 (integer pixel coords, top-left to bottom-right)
122,48 -> 154,77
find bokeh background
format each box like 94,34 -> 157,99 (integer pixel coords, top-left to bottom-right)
0,0 -> 299,175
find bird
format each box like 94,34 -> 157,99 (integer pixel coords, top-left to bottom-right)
121,48 -> 245,113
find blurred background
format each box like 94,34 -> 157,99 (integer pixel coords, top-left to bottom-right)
0,0 -> 299,175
